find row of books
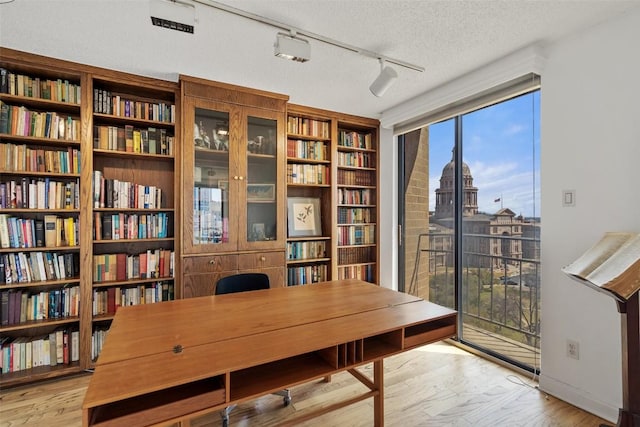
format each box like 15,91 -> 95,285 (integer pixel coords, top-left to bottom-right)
93,88 -> 175,123
0,178 -> 80,210
338,245 -> 376,265
337,150 -> 375,168
93,124 -> 174,155
337,188 -> 374,205
92,327 -> 109,361
0,68 -> 81,104
92,281 -> 174,316
287,163 -> 330,185
337,264 -> 375,282
287,240 -> 327,260
1,252 -> 79,285
287,264 -> 328,286
0,214 -> 78,249
287,116 -> 330,138
92,250 -> 174,282
338,130 -> 374,150
337,224 -> 376,246
286,139 -> 328,161
0,143 -> 80,174
193,187 -> 226,244
0,102 -> 80,140
93,171 -> 164,209
337,207 -> 375,224
0,328 -> 80,374
95,212 -> 171,241
337,169 -> 376,187
1,285 -> 80,325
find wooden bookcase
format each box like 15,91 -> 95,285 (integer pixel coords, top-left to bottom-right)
0,49 -> 85,386
87,71 -> 180,362
0,48 -> 180,386
179,76 -> 288,298
286,105 -> 379,285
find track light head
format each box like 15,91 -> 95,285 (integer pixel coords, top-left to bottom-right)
369,60 -> 398,97
274,32 -> 311,63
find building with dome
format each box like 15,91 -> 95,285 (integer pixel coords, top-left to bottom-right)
430,153 -> 538,273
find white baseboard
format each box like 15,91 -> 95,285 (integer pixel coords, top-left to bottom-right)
539,373 -> 619,423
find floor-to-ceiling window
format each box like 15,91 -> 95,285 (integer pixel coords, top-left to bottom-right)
398,81 -> 540,372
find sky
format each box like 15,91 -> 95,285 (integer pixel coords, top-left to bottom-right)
428,91 -> 541,219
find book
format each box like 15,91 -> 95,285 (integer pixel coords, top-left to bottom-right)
562,232 -> 640,301
43,214 -> 57,247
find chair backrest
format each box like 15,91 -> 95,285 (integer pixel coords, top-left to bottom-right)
215,273 -> 270,295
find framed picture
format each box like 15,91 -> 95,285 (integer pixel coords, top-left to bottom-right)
250,222 -> 266,241
247,183 -> 275,201
287,197 -> 321,237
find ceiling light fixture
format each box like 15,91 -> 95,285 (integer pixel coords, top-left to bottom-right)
274,31 -> 311,63
369,59 -> 398,97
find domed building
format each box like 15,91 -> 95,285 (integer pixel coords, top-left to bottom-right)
430,153 -> 534,271
434,152 -> 478,218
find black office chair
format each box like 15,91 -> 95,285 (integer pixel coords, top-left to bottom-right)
214,273 -> 291,426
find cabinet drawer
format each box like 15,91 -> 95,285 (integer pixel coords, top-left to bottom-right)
183,255 -> 238,274
238,252 -> 285,270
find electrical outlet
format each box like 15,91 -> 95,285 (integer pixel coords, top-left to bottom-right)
567,339 -> 580,360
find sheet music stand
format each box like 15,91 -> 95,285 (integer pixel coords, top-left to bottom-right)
602,290 -> 640,427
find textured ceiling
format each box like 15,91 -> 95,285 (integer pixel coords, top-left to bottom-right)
1,0 -> 639,118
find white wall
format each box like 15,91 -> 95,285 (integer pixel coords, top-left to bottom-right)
379,6 -> 640,423
538,7 -> 640,421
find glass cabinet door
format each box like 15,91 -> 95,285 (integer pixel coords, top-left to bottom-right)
183,98 -> 284,254
240,108 -> 284,250
183,97 -> 238,253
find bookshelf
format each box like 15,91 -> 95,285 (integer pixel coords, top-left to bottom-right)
336,123 -> 378,284
0,50 -> 84,385
286,105 -> 379,286
285,107 -> 333,286
88,73 -> 179,361
180,76 -> 288,298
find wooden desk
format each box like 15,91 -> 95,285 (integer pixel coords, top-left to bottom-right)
82,279 -> 457,426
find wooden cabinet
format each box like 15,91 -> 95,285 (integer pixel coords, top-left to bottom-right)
286,105 -> 379,286
180,76 -> 288,297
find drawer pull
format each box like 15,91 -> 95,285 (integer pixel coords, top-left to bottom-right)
260,256 -> 266,262
208,259 -> 216,265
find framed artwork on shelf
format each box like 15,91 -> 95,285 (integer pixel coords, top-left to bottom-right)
247,183 -> 275,201
287,197 -> 321,237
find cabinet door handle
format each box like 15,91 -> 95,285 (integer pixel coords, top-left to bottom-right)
233,176 -> 239,180
238,176 -> 244,180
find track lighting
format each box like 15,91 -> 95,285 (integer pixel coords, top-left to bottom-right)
369,59 -> 398,97
274,32 -> 311,63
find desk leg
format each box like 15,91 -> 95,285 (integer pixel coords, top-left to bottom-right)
374,359 -> 384,427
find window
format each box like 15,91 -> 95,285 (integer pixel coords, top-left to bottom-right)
398,80 -> 540,373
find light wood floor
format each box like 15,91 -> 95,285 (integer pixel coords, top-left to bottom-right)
0,342 -> 609,427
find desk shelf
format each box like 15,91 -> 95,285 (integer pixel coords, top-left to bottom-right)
87,376 -> 225,427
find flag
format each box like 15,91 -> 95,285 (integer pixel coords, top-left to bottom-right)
494,197 -> 501,203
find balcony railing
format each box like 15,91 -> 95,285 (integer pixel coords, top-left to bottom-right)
411,232 -> 540,369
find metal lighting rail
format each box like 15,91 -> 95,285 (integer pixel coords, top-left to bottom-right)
192,0 -> 425,73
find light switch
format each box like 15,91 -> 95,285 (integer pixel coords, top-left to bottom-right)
562,190 -> 575,207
